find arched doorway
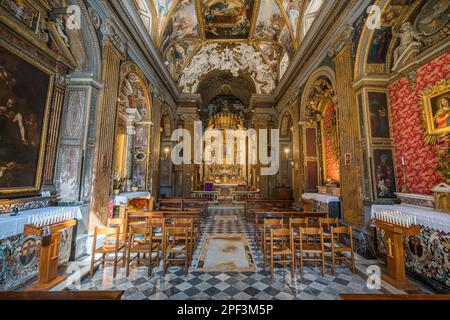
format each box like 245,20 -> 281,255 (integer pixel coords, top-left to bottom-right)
301,69 -> 340,193
113,63 -> 153,192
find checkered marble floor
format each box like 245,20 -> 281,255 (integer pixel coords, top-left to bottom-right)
74,208 -> 382,300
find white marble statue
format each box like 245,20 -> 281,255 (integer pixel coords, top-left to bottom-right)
392,22 -> 422,65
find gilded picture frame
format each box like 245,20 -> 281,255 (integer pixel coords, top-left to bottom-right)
0,44 -> 54,196
421,79 -> 450,144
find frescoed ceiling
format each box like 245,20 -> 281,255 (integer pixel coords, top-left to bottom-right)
132,0 -> 325,94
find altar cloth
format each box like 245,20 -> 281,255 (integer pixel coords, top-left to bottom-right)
0,206 -> 82,240
113,191 -> 151,206
302,193 -> 340,204
371,204 -> 450,233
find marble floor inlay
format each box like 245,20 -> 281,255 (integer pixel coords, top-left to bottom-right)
74,208 -> 382,300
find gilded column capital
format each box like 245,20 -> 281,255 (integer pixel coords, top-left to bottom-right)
328,25 -> 354,59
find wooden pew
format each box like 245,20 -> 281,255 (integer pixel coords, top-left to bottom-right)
0,291 -> 124,300
245,199 -> 294,221
159,198 -> 208,216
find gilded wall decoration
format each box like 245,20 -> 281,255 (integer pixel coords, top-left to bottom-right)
0,0 -> 39,31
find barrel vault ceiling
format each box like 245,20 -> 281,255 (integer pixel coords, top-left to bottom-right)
132,0 -> 324,95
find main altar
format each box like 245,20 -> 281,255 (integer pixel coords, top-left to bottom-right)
196,97 -> 254,197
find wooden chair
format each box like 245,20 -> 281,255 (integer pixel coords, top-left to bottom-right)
262,218 -> 284,271
163,226 -> 190,275
172,218 -> 195,265
126,225 -> 160,277
299,227 -> 325,278
90,227 -> 125,278
290,217 -> 308,265
331,226 -> 356,275
319,217 -> 339,248
269,228 -> 295,279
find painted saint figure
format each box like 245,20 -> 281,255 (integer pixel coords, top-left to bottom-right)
0,97 -> 27,145
376,153 -> 394,198
434,97 -> 450,129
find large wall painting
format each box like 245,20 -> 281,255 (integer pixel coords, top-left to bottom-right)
0,46 -> 51,195
202,0 -> 255,39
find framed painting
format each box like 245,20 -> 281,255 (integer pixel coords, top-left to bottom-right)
421,79 -> 450,142
368,91 -> 391,139
0,45 -> 53,195
372,149 -> 396,199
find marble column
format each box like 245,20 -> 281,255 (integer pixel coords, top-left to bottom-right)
179,110 -> 199,197
251,109 -> 273,198
55,76 -> 102,203
329,26 -> 364,227
291,100 -> 302,202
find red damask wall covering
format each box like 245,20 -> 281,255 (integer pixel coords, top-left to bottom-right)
389,51 -> 450,195
323,101 -> 340,182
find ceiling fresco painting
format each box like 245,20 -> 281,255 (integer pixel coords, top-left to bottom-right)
254,0 -> 286,41
134,0 -> 325,92
202,0 -> 255,39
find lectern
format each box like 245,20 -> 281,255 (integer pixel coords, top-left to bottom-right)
24,219 -> 77,291
374,219 -> 420,290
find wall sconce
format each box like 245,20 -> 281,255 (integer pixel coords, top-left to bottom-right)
160,147 -> 170,160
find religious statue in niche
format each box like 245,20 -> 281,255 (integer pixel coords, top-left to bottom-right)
368,92 -> 391,139
374,149 -> 396,199
420,79 -> 450,145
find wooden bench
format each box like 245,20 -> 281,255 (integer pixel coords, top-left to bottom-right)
159,198 -> 208,216
245,199 -> 294,221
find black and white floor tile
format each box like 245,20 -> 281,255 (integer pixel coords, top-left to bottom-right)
74,208 -> 382,300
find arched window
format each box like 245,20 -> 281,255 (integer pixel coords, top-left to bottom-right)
302,0 -> 323,37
